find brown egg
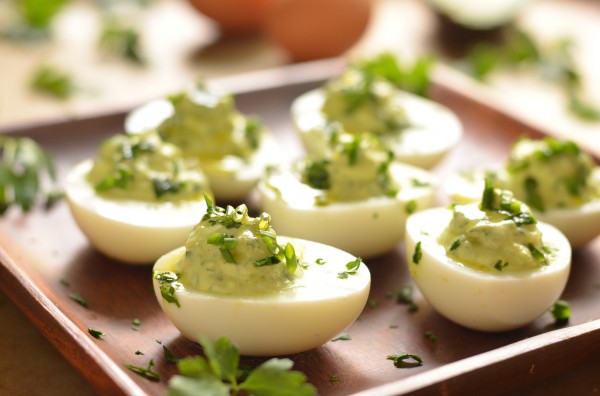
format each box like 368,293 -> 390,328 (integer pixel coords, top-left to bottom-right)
188,0 -> 278,36
263,0 -> 373,61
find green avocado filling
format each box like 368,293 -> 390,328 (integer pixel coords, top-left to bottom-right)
439,179 -> 552,273
296,133 -> 399,204
86,131 -> 209,202
172,196 -> 301,296
321,69 -> 410,135
157,83 -> 262,160
500,137 -> 600,211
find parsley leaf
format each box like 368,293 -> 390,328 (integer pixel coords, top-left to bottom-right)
337,257 -> 363,279
124,359 -> 160,382
331,333 -> 351,342
167,336 -> 316,396
412,242 -> 422,264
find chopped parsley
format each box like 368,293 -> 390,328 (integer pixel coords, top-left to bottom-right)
494,260 -> 509,271
368,299 -> 379,308
386,285 -> 418,312
352,51 -> 434,97
424,331 -> 437,342
0,136 -> 62,215
337,257 -> 363,279
167,336 -> 316,395
153,271 -> 180,308
387,353 -> 423,368
331,333 -> 352,342
550,300 -> 570,326
315,258 -> 326,265
68,292 -> 88,308
405,199 -> 417,214
31,65 -> 76,99
303,159 -> 330,190
88,328 -> 105,340
207,232 -> 237,264
450,239 -> 461,251
131,318 -> 141,331
124,359 -> 160,382
412,242 -> 422,264
98,21 -> 146,66
163,345 -> 179,364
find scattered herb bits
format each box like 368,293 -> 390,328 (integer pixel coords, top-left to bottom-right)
387,353 -> 423,368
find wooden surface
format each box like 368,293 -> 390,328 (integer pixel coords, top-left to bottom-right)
1,69 -> 600,395
1,0 -> 600,395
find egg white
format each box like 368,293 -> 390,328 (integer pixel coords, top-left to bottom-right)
291,88 -> 463,169
405,207 -> 571,332
152,237 -> 371,356
125,98 -> 281,202
445,167 -> 600,248
257,162 -> 437,258
65,160 -> 208,265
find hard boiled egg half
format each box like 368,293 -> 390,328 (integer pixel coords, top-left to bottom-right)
152,198 -> 370,356
445,137 -> 600,248
291,59 -> 463,169
65,131 -> 211,264
257,133 -> 437,258
405,182 -> 571,331
125,82 -> 281,202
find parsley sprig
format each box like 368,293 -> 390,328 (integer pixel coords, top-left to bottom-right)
167,336 -> 316,396
0,135 -> 62,214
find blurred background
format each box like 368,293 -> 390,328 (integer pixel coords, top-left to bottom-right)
0,0 -> 599,394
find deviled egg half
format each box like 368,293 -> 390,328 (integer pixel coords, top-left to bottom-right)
65,131 -> 212,264
152,197 -> 370,356
125,82 -> 280,201
446,137 -> 600,247
291,60 -> 463,169
257,132 -> 437,258
406,180 -> 571,331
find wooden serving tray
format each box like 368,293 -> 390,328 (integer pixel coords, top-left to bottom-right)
1,63 -> 599,396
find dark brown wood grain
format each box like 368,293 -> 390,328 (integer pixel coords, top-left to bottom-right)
1,65 -> 599,396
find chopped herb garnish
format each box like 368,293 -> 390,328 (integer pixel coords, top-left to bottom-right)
337,257 -> 363,279
207,232 -> 237,264
135,351 -> 144,355
387,353 -> 423,368
494,260 -> 509,271
352,51 -> 434,97
98,21 -> 146,65
152,178 -> 182,198
315,258 -> 326,265
412,242 -> 422,264
450,239 -> 461,251
524,177 -> 545,212
31,65 -> 76,99
88,328 -> 105,340
386,285 -> 418,312
528,243 -> 548,264
550,299 -> 570,326
244,117 -> 261,149
341,135 -> 361,166
331,333 -> 351,342
329,375 -> 340,383
303,159 -> 330,190
124,359 -> 160,382
153,271 -> 180,308
167,336 -> 316,395
131,318 -> 141,331
368,299 -> 379,308
424,331 -> 437,342
68,292 -> 88,308
405,199 -> 417,214
163,345 -> 179,364
0,136 -> 61,215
